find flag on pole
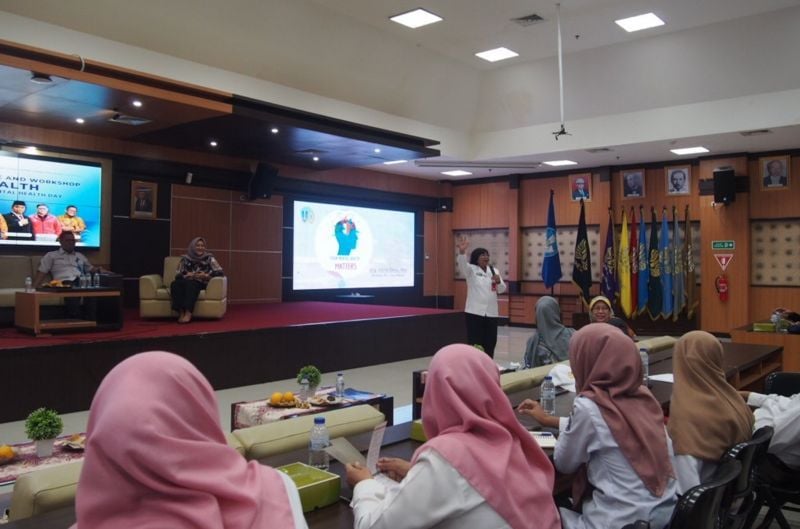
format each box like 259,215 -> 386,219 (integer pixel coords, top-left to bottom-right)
660,208 -> 673,319
600,209 -> 618,301
618,208 -> 632,317
630,207 -> 639,316
541,190 -> 563,288
571,199 -> 593,308
672,206 -> 686,320
647,208 -> 662,320
685,205 -> 699,319
637,207 -> 649,315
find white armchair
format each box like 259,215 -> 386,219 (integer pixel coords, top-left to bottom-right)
139,256 -> 227,319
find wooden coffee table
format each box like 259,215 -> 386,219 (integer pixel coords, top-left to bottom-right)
14,288 -> 123,336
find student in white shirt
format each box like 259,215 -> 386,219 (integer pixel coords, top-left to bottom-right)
518,324 -> 678,529
742,388 -> 800,486
455,235 -> 506,357
668,331 -> 754,494
346,343 -> 561,529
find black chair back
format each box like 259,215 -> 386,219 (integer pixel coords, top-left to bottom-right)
719,426 -> 774,529
764,372 -> 800,397
667,459 -> 741,529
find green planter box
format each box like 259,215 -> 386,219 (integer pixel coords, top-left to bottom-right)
410,419 -> 427,442
277,462 -> 341,512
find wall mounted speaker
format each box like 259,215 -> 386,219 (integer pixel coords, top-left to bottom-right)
247,163 -> 278,200
713,168 -> 736,205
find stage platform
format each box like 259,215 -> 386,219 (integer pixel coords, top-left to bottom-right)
0,302 -> 465,423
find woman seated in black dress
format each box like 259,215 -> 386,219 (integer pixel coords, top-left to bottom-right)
171,237 -> 224,323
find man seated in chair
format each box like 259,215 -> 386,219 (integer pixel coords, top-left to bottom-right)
33,231 -> 103,319
741,389 -> 800,487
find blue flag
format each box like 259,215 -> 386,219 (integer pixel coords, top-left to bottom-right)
600,209 -> 617,301
647,208 -> 662,320
672,207 -> 685,320
660,208 -> 673,319
637,208 -> 649,314
541,190 -> 562,288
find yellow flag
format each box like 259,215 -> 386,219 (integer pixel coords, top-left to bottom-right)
618,208 -> 632,317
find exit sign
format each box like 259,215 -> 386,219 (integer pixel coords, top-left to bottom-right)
712,240 -> 735,250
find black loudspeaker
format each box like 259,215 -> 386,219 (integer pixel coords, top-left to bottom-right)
247,163 -> 278,200
713,169 -> 736,205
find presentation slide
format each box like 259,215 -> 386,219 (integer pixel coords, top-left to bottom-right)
0,154 -> 102,248
293,200 -> 415,290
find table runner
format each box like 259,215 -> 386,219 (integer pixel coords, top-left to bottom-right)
0,434 -> 85,486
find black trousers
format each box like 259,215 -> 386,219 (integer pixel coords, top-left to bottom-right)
65,297 -> 97,320
464,312 -> 498,358
170,277 -> 205,313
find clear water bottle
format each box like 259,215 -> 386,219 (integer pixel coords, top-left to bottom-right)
92,272 -> 101,288
24,276 -> 33,292
336,372 -> 345,398
540,375 -> 556,415
639,347 -> 650,386
770,312 -> 781,333
299,378 -> 310,402
80,274 -> 88,288
308,416 -> 330,470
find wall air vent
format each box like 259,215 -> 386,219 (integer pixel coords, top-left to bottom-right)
739,129 -> 773,137
511,13 -> 545,27
108,113 -> 152,126
585,147 -> 614,153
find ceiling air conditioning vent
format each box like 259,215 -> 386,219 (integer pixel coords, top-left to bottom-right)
511,13 -> 545,27
739,129 -> 772,137
108,113 -> 152,126
585,147 -> 614,153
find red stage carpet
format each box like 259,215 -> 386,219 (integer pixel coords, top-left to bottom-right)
0,302 -> 455,350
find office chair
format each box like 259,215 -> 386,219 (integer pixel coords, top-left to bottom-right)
719,427 -> 773,529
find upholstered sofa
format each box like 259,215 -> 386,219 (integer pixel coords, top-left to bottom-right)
139,256 -> 228,319
0,255 -> 59,325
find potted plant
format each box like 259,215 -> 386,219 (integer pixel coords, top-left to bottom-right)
296,365 -> 322,397
25,407 -> 63,458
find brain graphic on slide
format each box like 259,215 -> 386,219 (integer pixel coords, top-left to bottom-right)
314,210 -> 373,283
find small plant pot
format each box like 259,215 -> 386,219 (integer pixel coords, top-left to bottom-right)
35,438 -> 56,458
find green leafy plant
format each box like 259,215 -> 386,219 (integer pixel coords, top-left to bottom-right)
296,365 -> 322,387
472,344 -> 485,352
24,408 -> 63,441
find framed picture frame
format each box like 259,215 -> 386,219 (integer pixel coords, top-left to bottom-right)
666,166 -> 691,195
130,180 -> 157,219
569,173 -> 592,202
760,155 -> 790,190
621,169 -> 645,199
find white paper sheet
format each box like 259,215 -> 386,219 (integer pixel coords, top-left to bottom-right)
366,422 -> 387,474
648,373 -> 675,383
325,437 -> 366,466
530,431 -> 557,448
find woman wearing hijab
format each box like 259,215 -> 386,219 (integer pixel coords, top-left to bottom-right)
71,351 -> 307,529
519,324 -> 677,529
524,296 -> 575,367
345,343 -> 560,529
588,295 -> 634,338
455,235 -> 506,357
669,331 -> 754,494
171,236 -> 224,323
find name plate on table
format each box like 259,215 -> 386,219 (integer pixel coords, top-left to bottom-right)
277,462 -> 341,512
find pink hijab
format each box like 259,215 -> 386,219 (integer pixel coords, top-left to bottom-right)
570,324 -> 674,497
71,351 -> 296,529
412,344 -> 561,529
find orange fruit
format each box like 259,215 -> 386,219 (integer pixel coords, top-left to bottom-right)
282,391 -> 295,403
0,445 -> 15,460
270,392 -> 283,405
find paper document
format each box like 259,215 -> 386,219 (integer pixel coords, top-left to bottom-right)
648,373 -> 675,383
325,437 -> 366,467
530,431 -> 557,448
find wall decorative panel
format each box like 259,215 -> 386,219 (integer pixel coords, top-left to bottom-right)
452,230 -> 510,278
751,220 -> 800,285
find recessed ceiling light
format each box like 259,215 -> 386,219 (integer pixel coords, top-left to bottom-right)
271,127 -> 279,134
209,140 -> 218,147
543,160 -> 578,166
75,118 -> 85,124
132,100 -> 143,108
670,146 -> 709,155
615,13 -> 665,32
475,47 -> 519,63
30,72 -> 52,84
442,170 -> 472,177
390,8 -> 442,29
373,148 -> 381,154
22,146 -> 38,154
383,160 -> 407,165
312,156 -> 320,162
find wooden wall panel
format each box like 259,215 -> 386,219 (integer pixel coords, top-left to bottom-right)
699,156 -> 750,333
228,252 -> 282,303
171,198 -> 231,253
452,185 -> 483,229
479,181 -> 512,228
750,287 -> 800,322
437,211 -> 454,296
520,172 -> 608,228
610,167 -> 701,221
749,155 -> 800,219
230,200 -> 283,252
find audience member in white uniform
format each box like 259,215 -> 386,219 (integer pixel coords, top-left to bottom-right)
346,343 -> 561,529
524,295 -> 575,368
518,324 -> 678,529
742,387 -> 800,487
71,351 -> 307,529
456,235 -> 506,357
668,331 -> 754,494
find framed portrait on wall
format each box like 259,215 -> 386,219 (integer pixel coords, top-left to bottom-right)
621,169 -> 645,199
760,155 -> 790,190
131,180 -> 157,219
666,166 -> 691,195
569,173 -> 592,202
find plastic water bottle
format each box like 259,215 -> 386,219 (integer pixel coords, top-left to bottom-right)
336,372 -> 345,398
80,274 -> 88,288
308,416 -> 330,470
299,378 -> 310,402
540,376 -> 556,415
92,272 -> 101,288
24,276 -> 33,292
639,347 -> 650,386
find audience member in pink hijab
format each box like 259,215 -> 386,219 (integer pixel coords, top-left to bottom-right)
345,343 -> 560,529
71,351 -> 307,529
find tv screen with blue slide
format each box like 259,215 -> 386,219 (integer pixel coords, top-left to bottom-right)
0,153 -> 102,248
293,200 -> 415,290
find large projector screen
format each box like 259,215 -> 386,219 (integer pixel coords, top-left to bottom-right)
292,200 -> 415,290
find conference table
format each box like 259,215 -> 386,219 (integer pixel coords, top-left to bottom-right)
2,342 -> 783,528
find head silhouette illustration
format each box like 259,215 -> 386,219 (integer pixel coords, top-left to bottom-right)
334,217 -> 358,255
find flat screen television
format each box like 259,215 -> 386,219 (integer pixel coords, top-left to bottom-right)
292,199 -> 415,290
0,152 -> 102,248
